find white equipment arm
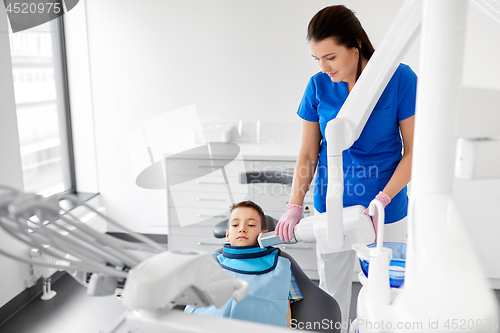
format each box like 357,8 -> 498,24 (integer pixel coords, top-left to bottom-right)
324,0 -> 422,250
122,250 -> 249,312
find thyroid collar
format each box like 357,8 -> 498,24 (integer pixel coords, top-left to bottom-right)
217,244 -> 281,275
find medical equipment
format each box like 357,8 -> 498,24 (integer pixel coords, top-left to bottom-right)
0,187 -> 273,332
350,1 -> 500,332
0,186 -> 163,289
262,0 -> 499,331
0,187 -> 330,332
353,200 -> 393,308
258,205 -> 374,252
357,242 -> 407,289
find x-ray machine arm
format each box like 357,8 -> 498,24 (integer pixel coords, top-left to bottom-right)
259,0 -> 422,253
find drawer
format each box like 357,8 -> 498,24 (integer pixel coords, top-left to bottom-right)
168,234 -> 227,253
252,183 -> 292,197
170,225 -> 219,237
276,242 -> 317,271
303,191 -> 315,206
169,175 -> 250,194
253,194 -> 290,212
169,207 -> 230,227
165,158 -> 251,179
250,160 -> 296,173
251,183 -> 315,200
263,210 -> 285,222
170,191 -> 251,210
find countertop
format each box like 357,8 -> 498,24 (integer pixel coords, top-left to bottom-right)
232,140 -> 300,161
164,140 -> 300,162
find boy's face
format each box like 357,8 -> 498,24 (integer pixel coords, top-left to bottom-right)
226,207 -> 267,246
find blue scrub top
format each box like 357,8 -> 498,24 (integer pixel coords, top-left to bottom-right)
297,63 -> 417,223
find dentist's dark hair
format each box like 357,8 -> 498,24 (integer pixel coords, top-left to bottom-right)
307,5 -> 375,80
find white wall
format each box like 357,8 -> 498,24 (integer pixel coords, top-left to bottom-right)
0,9 -> 33,307
463,3 -> 500,90
456,4 -> 500,285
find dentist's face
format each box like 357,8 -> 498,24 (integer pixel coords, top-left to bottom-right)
310,37 -> 359,85
226,207 -> 266,246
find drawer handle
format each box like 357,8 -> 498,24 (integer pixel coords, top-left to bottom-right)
196,198 -> 226,202
198,241 -> 226,246
282,200 -> 289,204
280,246 -> 313,250
196,181 -> 226,185
195,164 -> 224,168
197,214 -> 226,218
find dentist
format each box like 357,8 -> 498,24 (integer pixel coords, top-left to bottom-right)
275,5 -> 417,332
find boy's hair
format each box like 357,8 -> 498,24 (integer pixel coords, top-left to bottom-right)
229,201 -> 267,230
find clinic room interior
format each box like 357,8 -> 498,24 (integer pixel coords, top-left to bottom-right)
1,0 -> 500,332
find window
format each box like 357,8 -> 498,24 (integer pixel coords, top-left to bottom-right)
8,16 -> 74,196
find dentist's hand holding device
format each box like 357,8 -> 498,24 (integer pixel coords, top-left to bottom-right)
275,204 -> 302,242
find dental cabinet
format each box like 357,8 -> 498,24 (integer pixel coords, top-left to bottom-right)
165,142 -> 319,279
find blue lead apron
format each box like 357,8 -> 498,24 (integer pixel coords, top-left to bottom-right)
185,244 -> 291,327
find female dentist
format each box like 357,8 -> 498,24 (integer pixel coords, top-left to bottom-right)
275,5 -> 417,332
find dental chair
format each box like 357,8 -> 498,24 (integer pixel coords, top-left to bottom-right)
211,170 -> 341,332
214,246 -> 341,333
216,218 -> 342,331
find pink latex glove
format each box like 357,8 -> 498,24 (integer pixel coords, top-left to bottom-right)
363,191 -> 391,242
275,204 -> 302,242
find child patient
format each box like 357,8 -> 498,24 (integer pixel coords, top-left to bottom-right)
184,200 -> 302,327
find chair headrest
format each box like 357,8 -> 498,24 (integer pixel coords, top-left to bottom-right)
213,215 -> 278,238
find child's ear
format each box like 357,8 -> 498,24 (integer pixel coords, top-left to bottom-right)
225,230 -> 229,242
262,229 -> 268,234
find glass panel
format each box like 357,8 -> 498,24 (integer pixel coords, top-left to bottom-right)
8,17 -> 73,196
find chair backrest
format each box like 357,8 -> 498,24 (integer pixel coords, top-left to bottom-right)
280,251 -> 341,333
215,248 -> 341,332
213,215 -> 277,238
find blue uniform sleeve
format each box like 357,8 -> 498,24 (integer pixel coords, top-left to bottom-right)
397,64 -> 418,121
297,76 -> 320,122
